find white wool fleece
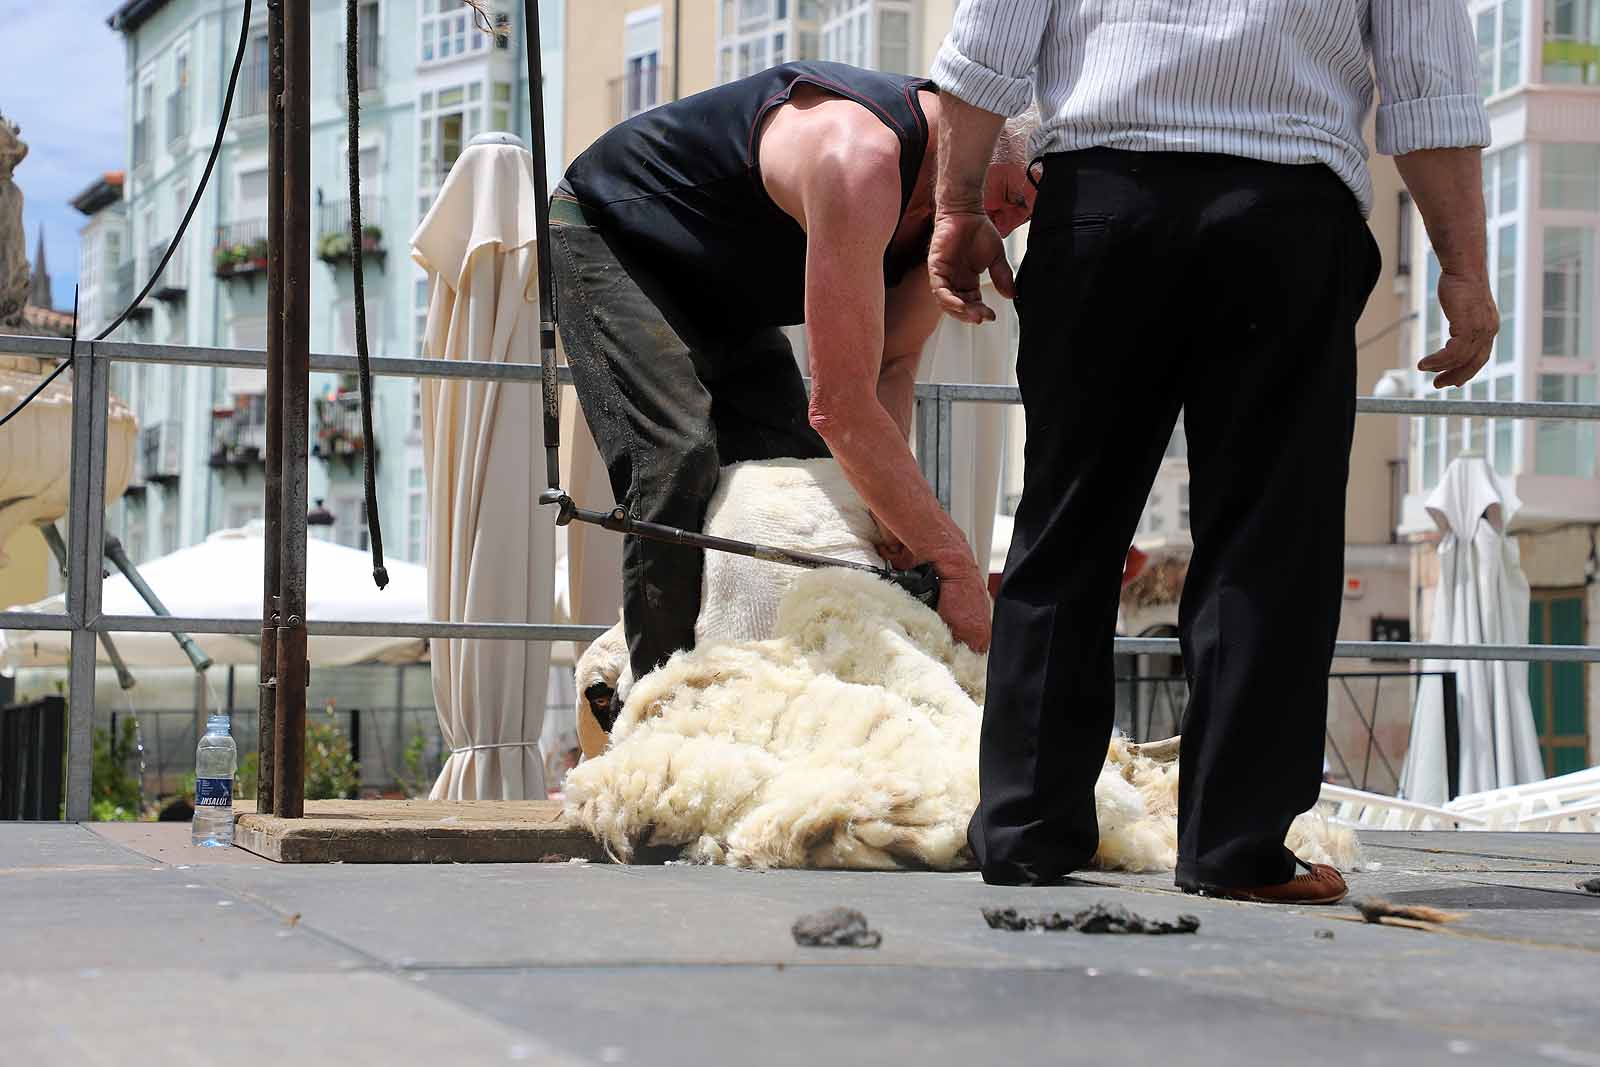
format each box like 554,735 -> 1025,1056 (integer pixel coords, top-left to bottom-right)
564,460 -> 1360,873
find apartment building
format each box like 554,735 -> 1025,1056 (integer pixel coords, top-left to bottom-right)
1404,0 -> 1600,774
102,0 -> 562,571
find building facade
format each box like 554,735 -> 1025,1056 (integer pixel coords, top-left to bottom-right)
103,0 -> 562,572
1404,0 -> 1600,774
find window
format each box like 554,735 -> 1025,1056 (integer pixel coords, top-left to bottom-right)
1493,375 -> 1516,474
1543,226 -> 1595,360
1542,144 -> 1600,212
1474,0 -> 1524,96
623,9 -> 663,118
1544,0 -> 1600,84
134,79 -> 155,168
406,466 -> 427,562
410,380 -> 423,436
1424,251 -> 1443,353
420,0 -> 488,63
237,166 -> 269,220
1422,407 -> 1442,488
243,32 -> 270,117
170,47 -> 191,145
1497,222 -> 1519,364
718,0 -> 822,84
1534,374 -> 1598,476
334,496 -> 371,551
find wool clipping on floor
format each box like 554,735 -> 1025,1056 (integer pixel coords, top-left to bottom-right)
565,460 -> 1360,873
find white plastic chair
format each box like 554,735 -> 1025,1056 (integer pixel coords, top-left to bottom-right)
1317,783 -> 1489,831
1444,765 -> 1600,831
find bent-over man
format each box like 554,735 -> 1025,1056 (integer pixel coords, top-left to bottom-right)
552,60 -> 1035,694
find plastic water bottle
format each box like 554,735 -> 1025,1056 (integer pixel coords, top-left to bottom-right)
191,714 -> 237,847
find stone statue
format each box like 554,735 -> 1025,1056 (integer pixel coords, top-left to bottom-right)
0,111 -> 30,327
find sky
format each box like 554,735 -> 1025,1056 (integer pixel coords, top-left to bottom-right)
4,1 -> 127,312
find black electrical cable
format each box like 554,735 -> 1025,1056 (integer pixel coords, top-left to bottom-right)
0,0 -> 254,430
345,0 -> 388,590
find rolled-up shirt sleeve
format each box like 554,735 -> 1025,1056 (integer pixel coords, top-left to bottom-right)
930,0 -> 1051,117
1370,0 -> 1492,155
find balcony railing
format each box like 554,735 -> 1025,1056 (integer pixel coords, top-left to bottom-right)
335,37 -> 382,104
166,89 -> 190,146
213,218 -> 269,279
148,238 -> 187,302
210,399 -> 268,471
131,118 -> 150,169
608,64 -> 669,124
238,60 -> 270,118
316,196 -> 385,265
313,394 -> 375,470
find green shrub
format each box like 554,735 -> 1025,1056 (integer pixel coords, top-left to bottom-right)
91,719 -> 142,820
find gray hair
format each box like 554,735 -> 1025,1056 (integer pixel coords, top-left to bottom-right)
992,106 -> 1041,166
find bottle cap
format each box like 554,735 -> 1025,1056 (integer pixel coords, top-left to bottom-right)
206,714 -> 231,732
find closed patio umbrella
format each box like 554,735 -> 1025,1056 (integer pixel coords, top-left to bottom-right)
412,134 -> 555,800
1400,456 -> 1545,803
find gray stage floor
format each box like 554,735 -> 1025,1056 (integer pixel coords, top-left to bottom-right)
4,823 -> 1598,1066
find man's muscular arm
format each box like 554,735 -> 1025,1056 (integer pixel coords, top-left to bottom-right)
797,133 -> 991,651
879,263 -> 944,439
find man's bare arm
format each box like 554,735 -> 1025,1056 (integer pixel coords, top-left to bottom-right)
879,263 -> 943,439
801,138 -> 991,650
1395,147 -> 1497,389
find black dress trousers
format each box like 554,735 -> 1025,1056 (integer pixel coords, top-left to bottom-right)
973,148 -> 1381,888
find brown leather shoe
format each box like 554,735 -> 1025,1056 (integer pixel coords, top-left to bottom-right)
1189,858 -> 1349,905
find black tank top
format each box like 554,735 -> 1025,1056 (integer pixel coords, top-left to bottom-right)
562,61 -> 935,335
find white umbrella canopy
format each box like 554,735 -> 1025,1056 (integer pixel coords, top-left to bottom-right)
412,136 -> 555,801
1400,456 -> 1546,803
0,525 -> 428,670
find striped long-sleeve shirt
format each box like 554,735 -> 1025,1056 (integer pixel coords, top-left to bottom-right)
930,0 -> 1491,215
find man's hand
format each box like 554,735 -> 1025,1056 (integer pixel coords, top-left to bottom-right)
936,557 -> 993,653
1420,270 -> 1498,389
929,210 -> 1015,324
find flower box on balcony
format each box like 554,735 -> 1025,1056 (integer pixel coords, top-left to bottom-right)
213,237 -> 270,279
317,225 -> 385,266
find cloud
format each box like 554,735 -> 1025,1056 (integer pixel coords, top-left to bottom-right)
5,2 -> 126,310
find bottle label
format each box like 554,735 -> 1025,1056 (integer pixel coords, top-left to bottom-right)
195,777 -> 233,808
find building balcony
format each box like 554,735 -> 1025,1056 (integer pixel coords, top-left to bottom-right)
316,197 -> 385,266
313,394 -> 377,472
213,219 -> 269,281
609,64 -> 669,124
210,398 -> 268,475
148,239 -> 187,302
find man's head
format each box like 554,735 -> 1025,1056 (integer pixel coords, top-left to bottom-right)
982,108 -> 1039,237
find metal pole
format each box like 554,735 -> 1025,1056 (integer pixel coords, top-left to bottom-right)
522,0 -> 561,494
40,523 -> 135,691
104,536 -> 213,673
274,0 -> 311,819
258,0 -> 286,816
1442,671 -> 1461,801
64,341 -> 110,822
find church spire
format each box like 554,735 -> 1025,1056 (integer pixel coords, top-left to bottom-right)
28,222 -> 52,309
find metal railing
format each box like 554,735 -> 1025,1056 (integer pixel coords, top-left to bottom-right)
211,400 -> 268,469
316,197 -> 385,262
4,331 -> 1600,820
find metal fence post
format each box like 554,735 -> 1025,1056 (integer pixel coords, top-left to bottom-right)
914,391 -> 939,493
1441,670 -> 1461,801
935,392 -> 954,513
64,341 -> 109,822
273,0 -> 311,819
257,0 -> 286,816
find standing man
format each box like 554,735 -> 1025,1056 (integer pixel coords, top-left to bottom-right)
551,61 -> 1036,697
931,3 -> 1496,899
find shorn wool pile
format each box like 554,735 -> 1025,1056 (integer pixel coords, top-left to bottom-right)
565,460 -> 1358,873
